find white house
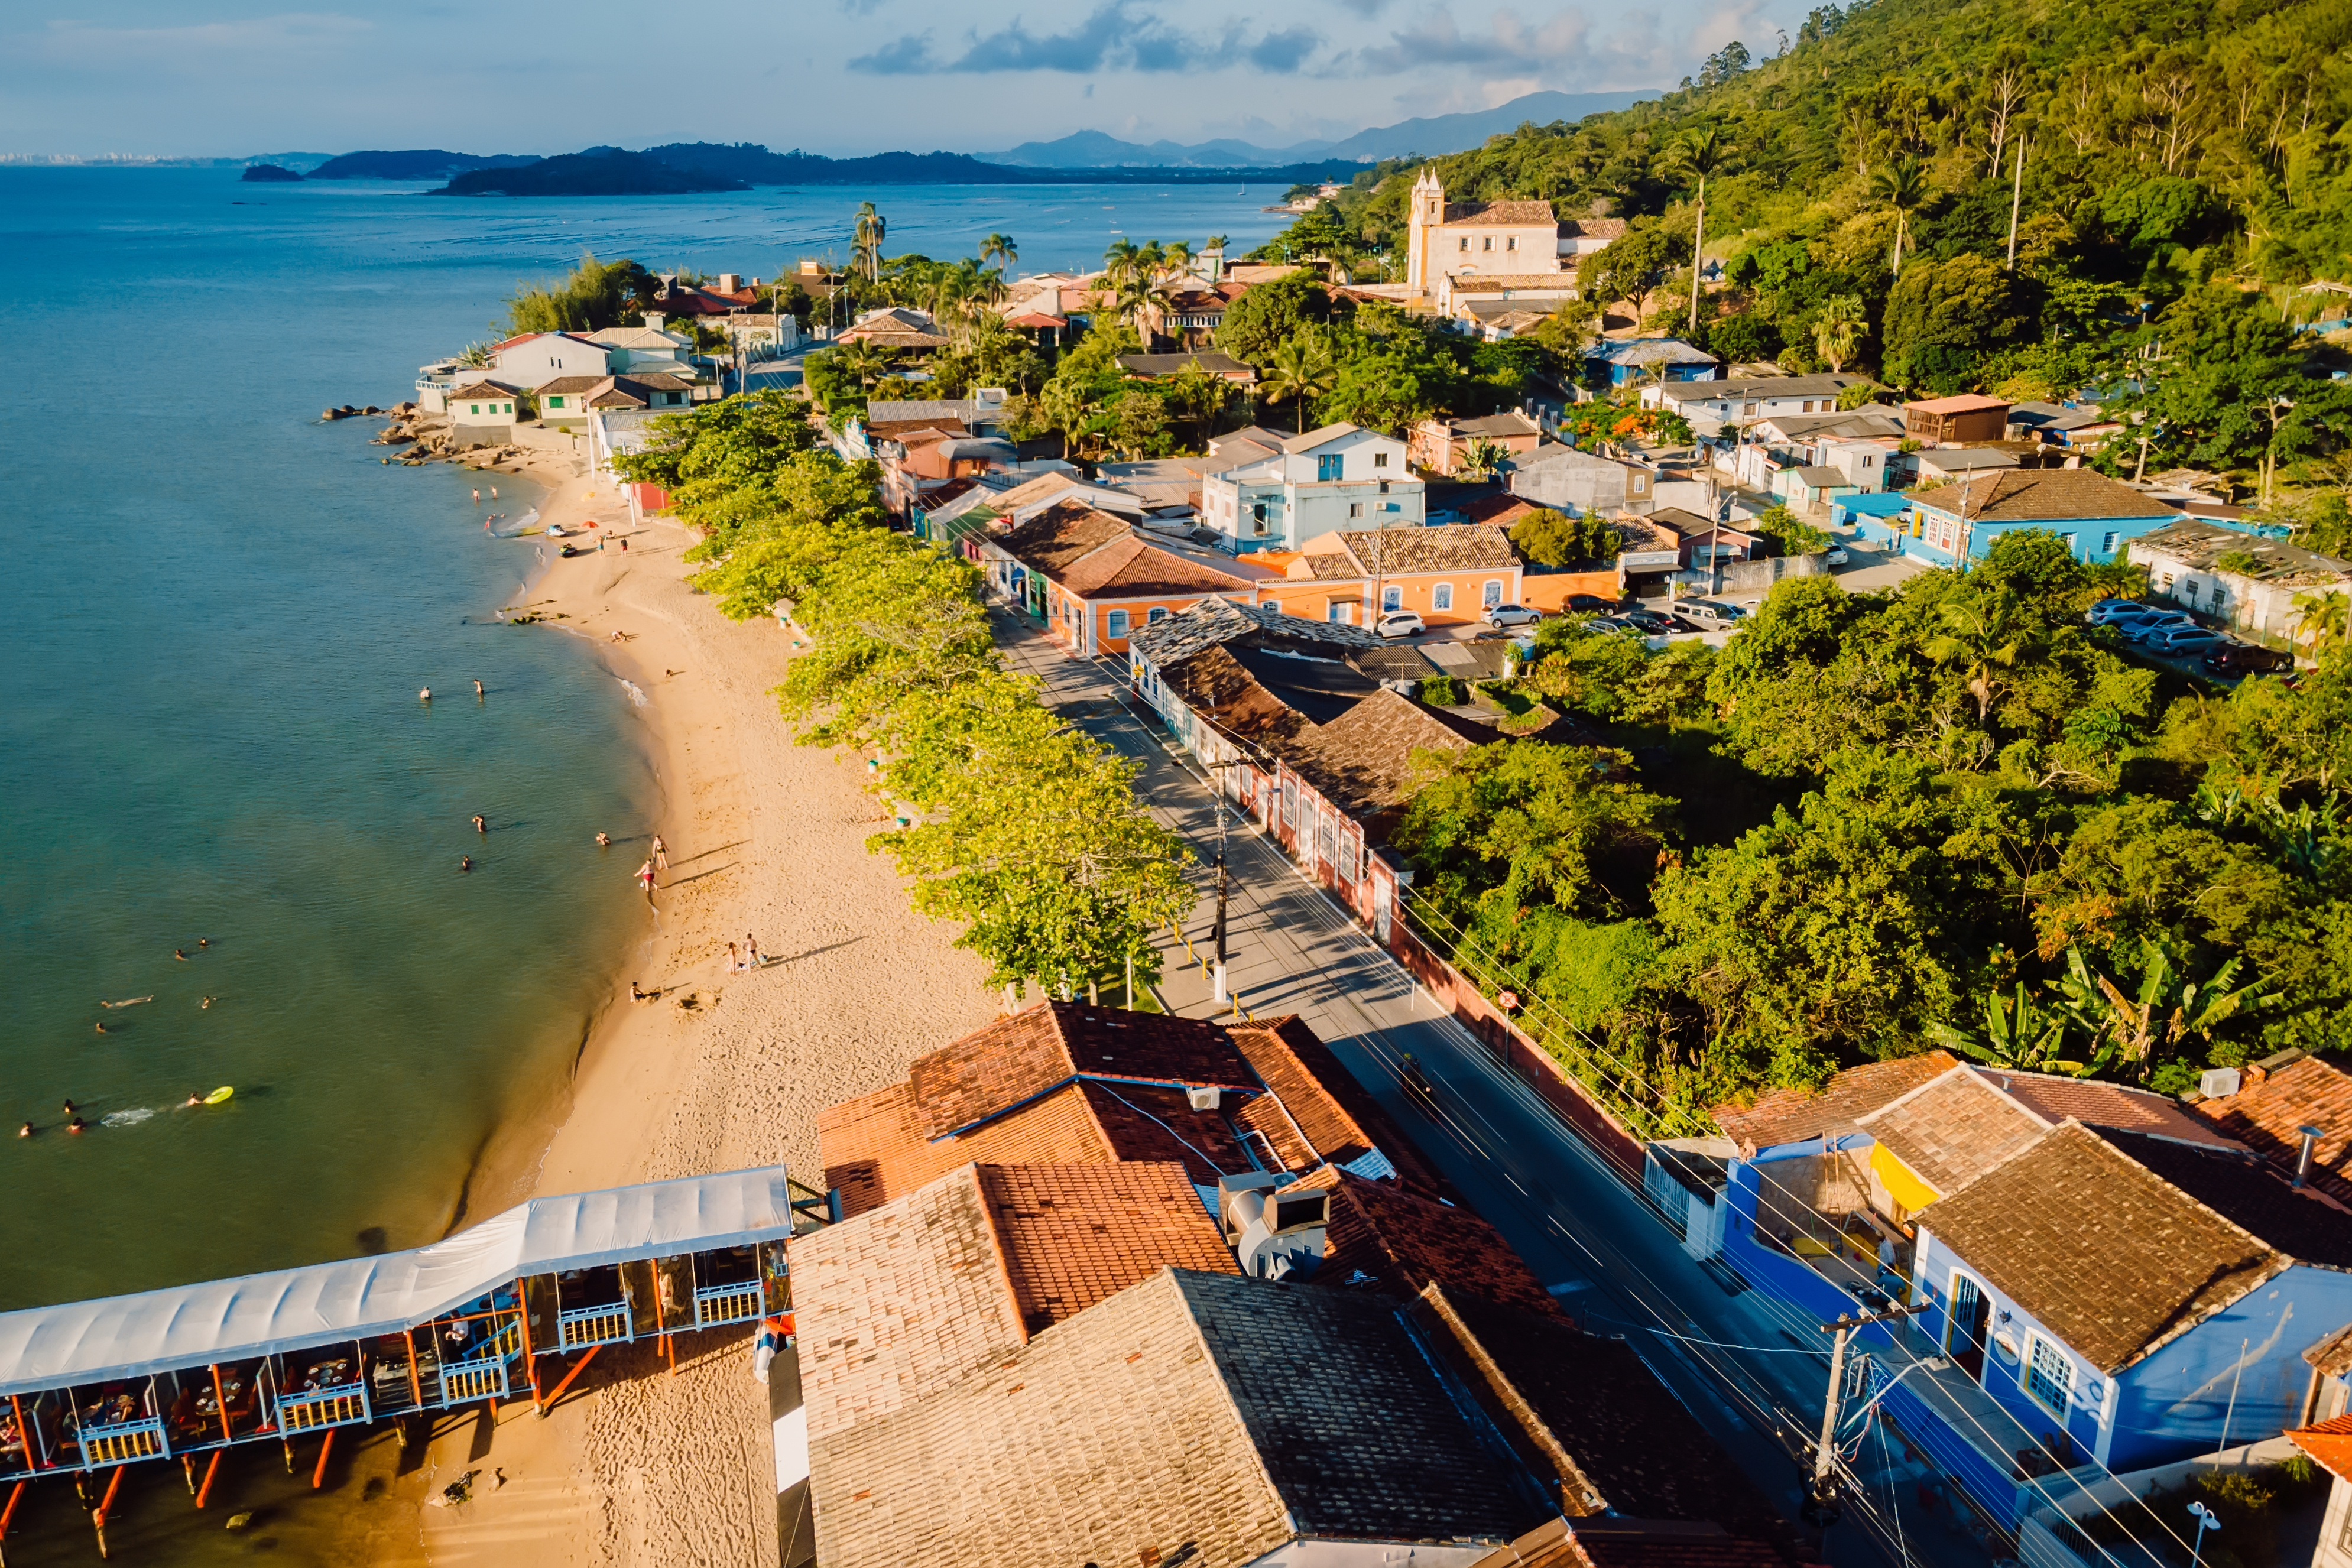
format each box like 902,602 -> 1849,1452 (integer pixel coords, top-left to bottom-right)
1199,423 -> 1423,555
1403,169 -> 1585,316
1507,443 -> 1655,517
585,323 -> 696,374
1648,374 -> 1873,437
488,332 -> 614,391
2131,518 -> 2352,647
447,381 -> 521,448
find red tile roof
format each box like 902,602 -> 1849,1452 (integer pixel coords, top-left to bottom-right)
2192,1056 -> 2352,1203
1713,1053 -> 1961,1152
1976,1068 -> 2241,1149
789,1161 -> 1237,1440
1051,533 -> 1258,599
1229,1015 -> 1451,1198
907,1002 -> 1260,1140
1298,1167 -> 1561,1316
2289,1413 -> 2352,1483
1855,1067 -> 2048,1198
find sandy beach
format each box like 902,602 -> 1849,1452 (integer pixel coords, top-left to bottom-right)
382,427 -> 1000,1566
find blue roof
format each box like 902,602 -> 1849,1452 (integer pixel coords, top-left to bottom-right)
1838,493 -> 1912,517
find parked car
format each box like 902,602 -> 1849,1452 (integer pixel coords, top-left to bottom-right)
2086,598 -> 2160,626
1374,610 -> 1426,639
1481,603 -> 1542,628
2147,626 -> 2230,654
2203,643 -> 2296,677
2120,612 -> 2198,643
1587,616 -> 1640,638
1825,546 -> 1850,565
1620,609 -> 1676,636
1561,594 -> 1620,615
1673,600 -> 1749,631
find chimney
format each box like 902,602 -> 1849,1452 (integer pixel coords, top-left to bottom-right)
2296,1125 -> 2325,1189
718,273 -> 741,294
644,313 -> 665,333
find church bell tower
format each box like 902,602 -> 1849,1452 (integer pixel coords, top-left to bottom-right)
1406,167 -> 1445,297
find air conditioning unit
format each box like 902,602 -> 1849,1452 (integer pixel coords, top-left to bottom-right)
1187,1085 -> 1222,1111
2200,1067 -> 2243,1100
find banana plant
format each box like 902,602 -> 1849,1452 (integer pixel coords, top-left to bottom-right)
2056,939 -> 2280,1080
1928,983 -> 2106,1076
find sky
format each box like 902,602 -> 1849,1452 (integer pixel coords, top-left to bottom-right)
0,0 -> 1793,160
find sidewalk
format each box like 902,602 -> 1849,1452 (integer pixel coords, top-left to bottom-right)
987,605 -> 1958,1568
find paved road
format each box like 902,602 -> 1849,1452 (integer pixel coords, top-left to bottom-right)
988,606 -> 1984,1568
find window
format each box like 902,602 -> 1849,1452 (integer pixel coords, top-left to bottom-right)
1378,481 -> 1390,495
1327,601 -> 1349,624
1106,609 -> 1130,638
1349,502 -> 1365,518
1482,580 -> 1503,606
1482,236 -> 1493,252
1506,236 -> 1517,251
1282,775 -> 1298,825
548,396 -> 564,408
1319,807 -> 1337,863
1317,454 -> 1344,482
2059,532 -> 2078,557
469,405 -> 481,416
1458,237 -> 1469,252
1147,606 -> 1167,624
1373,452 -> 1390,468
2026,1337 -> 2074,1415
1383,586 -> 1403,611
2102,531 -> 2119,554
1433,583 -> 1454,611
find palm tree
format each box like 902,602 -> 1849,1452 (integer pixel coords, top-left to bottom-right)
2294,589 -> 2351,654
1814,294 -> 1868,373
1664,126 -> 1733,336
1925,587 -> 2040,723
1261,329 -> 1338,434
832,337 -> 894,392
979,233 -> 1017,274
1870,157 -> 1927,277
1102,237 -> 1142,283
853,202 -> 887,283
1160,240 -> 1196,280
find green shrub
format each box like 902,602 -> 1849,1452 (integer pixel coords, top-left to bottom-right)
1417,675 -> 1468,706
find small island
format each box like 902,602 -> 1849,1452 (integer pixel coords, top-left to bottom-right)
432,149 -> 745,197
240,164 -> 304,183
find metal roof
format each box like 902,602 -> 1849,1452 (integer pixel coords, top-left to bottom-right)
0,1167 -> 793,1394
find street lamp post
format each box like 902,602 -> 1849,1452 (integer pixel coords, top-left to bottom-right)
2187,1500 -> 2220,1568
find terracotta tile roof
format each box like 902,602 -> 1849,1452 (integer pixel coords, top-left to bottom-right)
808,1268 -> 1546,1568
536,375 -> 609,395
1117,351 -> 1254,379
1155,644 -> 1311,751
2193,1056 -> 2352,1203
2305,1322 -> 2352,1377
1467,495 -> 1545,527
2101,1125 -> 2352,1269
1975,1067 -> 2241,1149
1286,688 -> 1487,817
907,1002 -> 1260,1139
995,505 -> 1134,577
1713,1052 -> 1961,1152
1901,468 -> 2177,523
1446,200 -> 1560,226
1557,217 -> 1631,244
1919,1122 -> 2303,1372
790,1161 -> 1238,1442
449,379 -> 521,401
1336,522 -> 1519,575
1429,412 -> 1544,441
2289,1413 -> 2352,1484
1418,1288 -> 1799,1550
1297,1167 -> 1559,1314
1474,1517 -> 1789,1568
1855,1067 -> 2049,1198
1050,533 -> 1258,598
1300,551 -> 1362,581
1229,1015 -> 1451,1197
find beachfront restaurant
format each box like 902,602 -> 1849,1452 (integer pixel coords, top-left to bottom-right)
0,1167 -> 807,1504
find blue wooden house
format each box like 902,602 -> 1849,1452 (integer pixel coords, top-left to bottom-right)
1900,468 -> 2178,566
1693,1054 -> 2352,1528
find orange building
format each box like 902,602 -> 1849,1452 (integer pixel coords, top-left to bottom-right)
986,502 -> 1280,655
1261,524 -> 1525,627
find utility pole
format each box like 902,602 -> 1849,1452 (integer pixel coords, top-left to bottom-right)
1806,1300 -> 1931,1529
2005,133 -> 2028,271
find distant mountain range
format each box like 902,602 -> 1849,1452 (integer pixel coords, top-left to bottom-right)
978,90 -> 1657,168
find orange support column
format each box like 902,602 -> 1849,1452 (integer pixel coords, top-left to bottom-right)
533,1345 -> 599,1419
311,1430 -> 334,1489
92,1465 -> 124,1559
196,1449 -> 223,1509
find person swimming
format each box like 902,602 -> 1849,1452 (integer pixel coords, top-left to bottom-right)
173,949 -> 189,961
595,832 -> 611,848
472,814 -> 486,835
18,1122 -> 33,1138
420,687 -> 432,702
197,937 -> 210,948
201,996 -> 215,1009
185,1092 -> 203,1108
61,1099 -> 76,1115
459,855 -> 474,872
94,1021 -> 107,1034
67,1116 -> 85,1135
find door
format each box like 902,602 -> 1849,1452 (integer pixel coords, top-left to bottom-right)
1947,1273 -> 1990,1381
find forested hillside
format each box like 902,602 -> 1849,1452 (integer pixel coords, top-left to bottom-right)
1274,0 -> 2352,495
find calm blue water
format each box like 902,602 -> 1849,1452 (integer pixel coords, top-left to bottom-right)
0,170 -> 1289,1314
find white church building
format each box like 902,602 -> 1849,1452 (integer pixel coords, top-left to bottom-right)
1402,169 -> 1624,324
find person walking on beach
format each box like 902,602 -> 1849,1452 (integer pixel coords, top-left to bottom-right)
725,941 -> 739,974
744,933 -> 762,968
637,860 -> 656,896
651,835 -> 668,872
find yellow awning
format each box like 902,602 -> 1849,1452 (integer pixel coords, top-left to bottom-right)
1870,1140 -> 1941,1213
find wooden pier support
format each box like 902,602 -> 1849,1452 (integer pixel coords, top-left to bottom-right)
311,1430 -> 334,1490
534,1345 -> 599,1418
92,1466 -> 124,1559
196,1449 -> 223,1509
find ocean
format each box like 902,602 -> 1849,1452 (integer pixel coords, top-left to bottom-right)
0,168 -> 1293,1313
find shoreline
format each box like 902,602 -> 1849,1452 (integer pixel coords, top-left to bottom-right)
385,425 -> 1004,1566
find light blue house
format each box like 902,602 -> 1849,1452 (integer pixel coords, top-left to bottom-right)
1695,1054 -> 2352,1528
1583,337 -> 1718,391
1902,468 -> 2179,566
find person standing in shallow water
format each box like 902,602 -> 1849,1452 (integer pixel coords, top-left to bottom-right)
651,835 -> 667,872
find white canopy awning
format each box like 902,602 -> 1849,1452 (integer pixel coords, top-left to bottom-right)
0,1167 -> 794,1396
